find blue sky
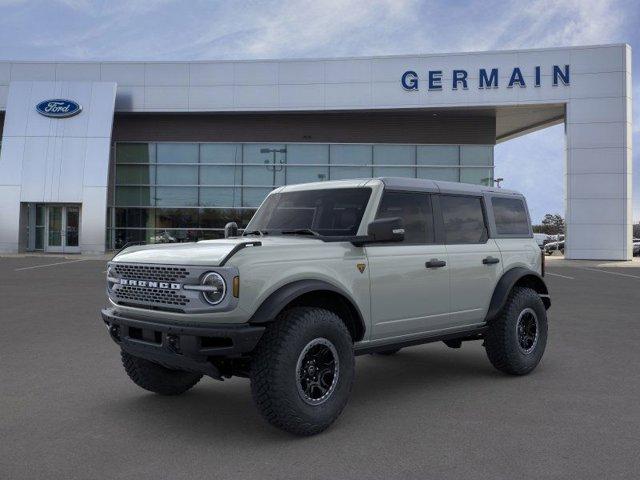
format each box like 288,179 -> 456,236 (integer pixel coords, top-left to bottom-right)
0,0 -> 637,222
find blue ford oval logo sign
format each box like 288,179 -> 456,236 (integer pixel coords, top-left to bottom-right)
36,99 -> 82,118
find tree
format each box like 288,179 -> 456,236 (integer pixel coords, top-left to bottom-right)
633,223 -> 640,239
533,214 -> 565,235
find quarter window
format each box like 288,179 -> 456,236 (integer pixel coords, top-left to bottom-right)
491,197 -> 530,235
376,191 -> 434,244
440,195 -> 487,244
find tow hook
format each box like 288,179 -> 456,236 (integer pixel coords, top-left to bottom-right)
166,334 -> 180,353
107,323 -> 120,342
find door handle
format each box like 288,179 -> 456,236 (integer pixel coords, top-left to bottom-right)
482,256 -> 500,265
426,259 -> 446,268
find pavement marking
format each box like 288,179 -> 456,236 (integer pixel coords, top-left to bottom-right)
579,267 -> 640,280
14,258 -> 89,271
546,272 -> 575,280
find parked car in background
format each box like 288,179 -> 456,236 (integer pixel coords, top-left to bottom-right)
633,238 -> 640,256
533,233 -> 549,249
544,240 -> 564,255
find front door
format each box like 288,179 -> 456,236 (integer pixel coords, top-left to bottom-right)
45,205 -> 81,253
366,191 -> 451,341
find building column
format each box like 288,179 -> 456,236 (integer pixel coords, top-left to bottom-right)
564,45 -> 633,260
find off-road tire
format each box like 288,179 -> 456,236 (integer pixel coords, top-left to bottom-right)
375,347 -> 402,355
121,351 -> 202,395
250,307 -> 355,436
485,287 -> 547,375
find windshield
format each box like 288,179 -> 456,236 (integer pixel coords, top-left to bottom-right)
245,188 -> 372,237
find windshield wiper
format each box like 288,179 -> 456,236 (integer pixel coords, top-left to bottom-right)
280,228 -> 321,237
243,229 -> 267,237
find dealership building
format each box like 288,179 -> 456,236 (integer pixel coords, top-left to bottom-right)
0,44 -> 633,259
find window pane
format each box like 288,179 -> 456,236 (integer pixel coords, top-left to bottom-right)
243,144 -> 286,186
460,145 -> 493,166
116,143 -> 155,164
492,197 -> 530,235
375,192 -> 434,244
460,167 -> 493,185
115,187 -> 155,206
417,145 -> 459,181
287,166 -> 330,184
242,187 -> 273,207
116,165 -> 155,185
35,226 -> 44,250
441,195 -> 487,244
373,145 -> 415,177
155,208 -> 199,229
115,208 -> 155,228
286,144 -> 329,184
200,187 -> 240,207
200,144 -> 241,164
156,165 -> 198,185
199,208 -> 245,228
155,187 -> 198,206
113,229 -> 150,249
35,205 -> 45,226
246,188 -> 371,236
200,165 -> 238,185
330,144 -> 372,180
417,145 -> 459,165
157,143 -> 198,164
418,168 -> 459,182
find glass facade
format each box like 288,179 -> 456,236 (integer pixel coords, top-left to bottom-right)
109,142 -> 494,249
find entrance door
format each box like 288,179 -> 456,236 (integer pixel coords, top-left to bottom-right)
65,206 -> 80,253
45,205 -> 81,253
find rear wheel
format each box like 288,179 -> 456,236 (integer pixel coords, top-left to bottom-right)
484,287 -> 548,375
121,351 -> 202,395
250,307 -> 355,436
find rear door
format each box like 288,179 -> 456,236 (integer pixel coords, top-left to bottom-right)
439,194 -> 502,327
366,190 -> 450,340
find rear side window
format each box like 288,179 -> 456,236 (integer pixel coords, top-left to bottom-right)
492,197 -> 530,235
376,191 -> 434,244
440,195 -> 487,244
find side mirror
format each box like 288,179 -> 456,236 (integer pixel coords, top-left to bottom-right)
224,222 -> 239,238
366,217 -> 405,243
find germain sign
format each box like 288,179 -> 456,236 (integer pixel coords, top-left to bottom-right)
36,99 -> 82,118
401,65 -> 570,91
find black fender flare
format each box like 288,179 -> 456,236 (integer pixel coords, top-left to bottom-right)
485,267 -> 550,323
248,279 -> 367,341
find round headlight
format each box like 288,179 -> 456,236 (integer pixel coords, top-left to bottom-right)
201,272 -> 226,305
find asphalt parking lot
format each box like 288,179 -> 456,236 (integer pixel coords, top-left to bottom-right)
1,256 -> 640,479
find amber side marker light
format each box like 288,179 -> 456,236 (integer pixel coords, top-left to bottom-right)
233,276 -> 240,297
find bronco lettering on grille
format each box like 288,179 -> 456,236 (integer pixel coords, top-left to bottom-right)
119,279 -> 182,290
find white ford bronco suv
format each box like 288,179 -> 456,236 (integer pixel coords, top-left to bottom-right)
102,177 -> 550,435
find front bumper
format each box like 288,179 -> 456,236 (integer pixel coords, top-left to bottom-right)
101,308 -> 265,379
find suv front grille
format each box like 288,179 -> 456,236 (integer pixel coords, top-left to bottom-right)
113,264 -> 189,282
110,263 -> 193,311
115,285 -> 190,307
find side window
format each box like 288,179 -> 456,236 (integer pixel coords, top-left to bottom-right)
375,191 -> 434,244
440,195 -> 487,244
491,197 -> 530,235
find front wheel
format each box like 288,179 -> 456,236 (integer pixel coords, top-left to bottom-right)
250,307 -> 355,436
484,287 -> 548,375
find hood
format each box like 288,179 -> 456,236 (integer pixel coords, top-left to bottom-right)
112,236 -> 323,266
